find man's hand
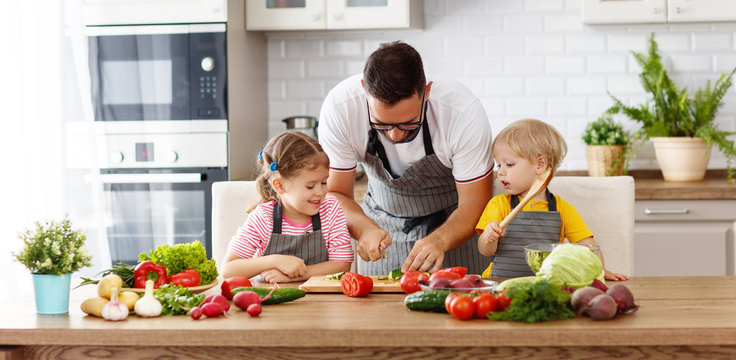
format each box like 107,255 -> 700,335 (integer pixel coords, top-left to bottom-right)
401,238 -> 445,273
356,227 -> 392,262
271,254 -> 307,278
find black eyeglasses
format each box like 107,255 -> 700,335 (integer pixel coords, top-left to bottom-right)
367,92 -> 426,132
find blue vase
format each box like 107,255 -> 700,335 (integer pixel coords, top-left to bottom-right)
32,273 -> 71,314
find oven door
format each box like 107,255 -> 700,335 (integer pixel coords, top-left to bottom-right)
87,24 -> 227,122
100,167 -> 227,265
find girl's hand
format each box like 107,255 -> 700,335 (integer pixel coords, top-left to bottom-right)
604,269 -> 629,281
272,255 -> 307,278
261,269 -> 291,284
356,227 -> 392,262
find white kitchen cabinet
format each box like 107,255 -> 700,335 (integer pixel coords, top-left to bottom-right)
582,0 -> 736,24
245,0 -> 423,31
634,200 -> 736,276
667,0 -> 736,22
82,0 -> 227,25
581,0 -> 666,24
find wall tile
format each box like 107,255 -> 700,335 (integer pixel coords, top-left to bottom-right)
548,97 -> 587,116
544,14 -> 583,33
587,55 -> 627,74
485,35 -> 524,55
465,15 -> 504,34
326,40 -> 363,57
506,97 -> 546,117
285,40 -> 324,59
268,60 -> 304,79
693,33 -> 732,51
465,57 -> 504,76
566,34 -> 605,53
286,80 -> 324,99
670,54 -> 712,73
503,14 -> 544,34
546,56 -> 585,74
526,76 -> 565,95
484,76 -> 524,96
306,61 -> 344,78
567,76 -> 607,95
524,0 -> 564,12
445,36 -> 484,56
526,35 -> 565,54
485,0 -> 523,13
506,56 -> 544,75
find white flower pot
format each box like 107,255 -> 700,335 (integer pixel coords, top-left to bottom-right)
651,137 -> 711,182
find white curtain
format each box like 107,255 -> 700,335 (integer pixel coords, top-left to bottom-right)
0,0 -> 109,300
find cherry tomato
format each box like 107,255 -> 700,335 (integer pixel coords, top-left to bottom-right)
439,266 -> 467,277
450,295 -> 475,320
495,290 -> 512,311
445,293 -> 459,315
473,293 -> 499,318
429,271 -> 462,281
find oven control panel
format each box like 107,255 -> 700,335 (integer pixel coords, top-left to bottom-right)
92,133 -> 227,169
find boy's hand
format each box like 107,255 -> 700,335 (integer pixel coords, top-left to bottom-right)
478,221 -> 504,256
271,255 -> 307,278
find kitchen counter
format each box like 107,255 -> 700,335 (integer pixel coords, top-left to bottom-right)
352,170 -> 736,202
3,276 -> 736,359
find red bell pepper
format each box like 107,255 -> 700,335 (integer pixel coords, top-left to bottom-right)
168,269 -> 201,287
220,276 -> 253,300
133,260 -> 168,289
340,272 -> 373,297
438,266 -> 467,278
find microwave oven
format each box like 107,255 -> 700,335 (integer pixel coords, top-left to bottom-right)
87,24 -> 227,132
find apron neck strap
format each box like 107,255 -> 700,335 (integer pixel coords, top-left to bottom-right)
510,189 -> 557,211
272,201 -> 321,234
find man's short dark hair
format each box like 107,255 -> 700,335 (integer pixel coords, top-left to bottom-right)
363,41 -> 426,106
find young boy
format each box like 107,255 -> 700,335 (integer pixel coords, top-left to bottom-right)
476,118 -> 628,281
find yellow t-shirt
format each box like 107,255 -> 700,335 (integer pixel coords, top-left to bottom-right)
475,193 -> 593,277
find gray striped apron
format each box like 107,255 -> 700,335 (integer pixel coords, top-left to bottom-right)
358,115 -> 487,275
491,190 -> 561,278
262,201 -> 329,265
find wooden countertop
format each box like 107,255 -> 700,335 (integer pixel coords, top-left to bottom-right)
3,276 -> 736,360
353,170 -> 736,202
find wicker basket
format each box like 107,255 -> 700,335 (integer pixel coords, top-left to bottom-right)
586,145 -> 625,177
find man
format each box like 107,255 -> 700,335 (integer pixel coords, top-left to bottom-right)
318,41 -> 493,275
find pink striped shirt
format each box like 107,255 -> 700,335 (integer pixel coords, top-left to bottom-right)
227,195 -> 353,262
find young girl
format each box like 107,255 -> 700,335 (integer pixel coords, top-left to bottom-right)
476,119 -> 628,281
221,131 -> 353,283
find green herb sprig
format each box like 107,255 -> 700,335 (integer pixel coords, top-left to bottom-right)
154,284 -> 205,315
489,279 -> 575,323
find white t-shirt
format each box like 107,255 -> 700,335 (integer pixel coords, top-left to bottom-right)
318,74 -> 493,182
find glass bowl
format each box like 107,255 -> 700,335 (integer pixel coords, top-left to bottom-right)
523,243 -> 555,274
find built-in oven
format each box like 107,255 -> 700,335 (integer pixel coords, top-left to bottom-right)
73,22 -> 229,266
87,23 -> 227,133
94,133 -> 228,264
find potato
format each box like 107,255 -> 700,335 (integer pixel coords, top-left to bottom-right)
98,274 -> 123,299
81,297 -> 109,317
119,291 -> 139,310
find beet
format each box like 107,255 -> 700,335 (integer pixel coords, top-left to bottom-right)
449,278 -> 475,289
606,284 -> 639,314
570,287 -> 604,315
585,294 -> 618,320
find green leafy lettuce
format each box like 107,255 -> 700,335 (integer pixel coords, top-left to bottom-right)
139,240 -> 218,285
536,243 -> 605,289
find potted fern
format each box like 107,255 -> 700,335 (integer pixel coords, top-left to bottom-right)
582,114 -> 630,177
607,33 -> 736,183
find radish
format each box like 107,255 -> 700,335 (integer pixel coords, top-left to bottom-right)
233,287 -> 277,311
209,294 -> 230,311
201,302 -> 224,318
246,303 -> 262,317
189,306 -> 202,320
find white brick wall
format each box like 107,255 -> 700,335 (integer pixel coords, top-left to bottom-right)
265,0 -> 736,172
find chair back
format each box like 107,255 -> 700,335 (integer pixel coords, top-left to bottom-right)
493,176 -> 635,275
211,181 -> 259,274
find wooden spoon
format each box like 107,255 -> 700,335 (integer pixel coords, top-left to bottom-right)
499,167 -> 553,230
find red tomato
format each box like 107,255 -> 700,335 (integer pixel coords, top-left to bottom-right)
429,271 -> 462,281
439,267 -> 467,278
449,295 -> 475,320
220,276 -> 253,300
403,270 -> 429,281
473,293 -> 499,318
445,293 -> 459,315
340,272 -> 373,297
400,275 -> 420,294
495,290 -> 512,311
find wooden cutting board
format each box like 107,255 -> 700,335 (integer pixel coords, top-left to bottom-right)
298,275 -> 403,293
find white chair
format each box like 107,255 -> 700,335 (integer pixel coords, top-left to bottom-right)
493,176 -> 635,276
211,181 -> 259,275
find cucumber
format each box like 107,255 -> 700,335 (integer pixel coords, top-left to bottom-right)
231,287 -> 306,305
404,290 -> 452,313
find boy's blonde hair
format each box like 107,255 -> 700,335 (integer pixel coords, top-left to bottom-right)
491,118 -> 567,171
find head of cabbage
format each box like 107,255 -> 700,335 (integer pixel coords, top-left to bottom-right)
536,243 -> 605,289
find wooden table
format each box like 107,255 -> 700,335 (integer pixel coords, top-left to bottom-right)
2,276 -> 736,359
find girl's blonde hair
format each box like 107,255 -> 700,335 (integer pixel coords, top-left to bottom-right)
491,118 -> 567,171
250,131 -> 330,212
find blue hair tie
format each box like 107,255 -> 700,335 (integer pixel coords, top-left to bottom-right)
257,150 -> 264,161
269,162 -> 278,171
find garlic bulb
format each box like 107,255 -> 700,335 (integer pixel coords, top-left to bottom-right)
101,287 -> 129,321
134,279 -> 163,317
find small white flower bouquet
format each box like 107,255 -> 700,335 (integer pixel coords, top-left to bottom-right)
13,216 -> 93,275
